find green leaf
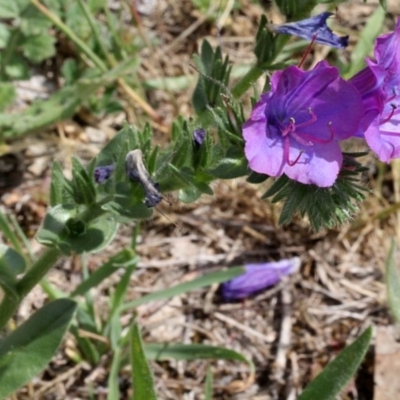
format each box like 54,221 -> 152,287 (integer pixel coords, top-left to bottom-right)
110,261 -> 137,315
298,327 -> 372,400
0,57 -> 138,139
4,53 -> 29,80
20,4 -> 52,36
0,243 -> 26,276
0,23 -> 10,48
144,343 -> 254,374
204,367 -> 213,400
71,249 -> 137,297
49,161 -> 73,207
21,34 -> 56,63
122,267 -> 245,311
386,239 -> 400,324
0,299 -> 77,398
0,244 -> 25,297
0,1 -> 19,18
0,82 -> 16,111
179,186 -> 202,203
209,156 -> 248,179
130,322 -> 157,400
246,171 -> 269,184
71,156 -> 96,206
37,204 -> 118,255
107,346 -> 122,400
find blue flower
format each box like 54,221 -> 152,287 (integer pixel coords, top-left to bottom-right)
270,12 -> 349,49
221,257 -> 300,301
94,164 -> 115,184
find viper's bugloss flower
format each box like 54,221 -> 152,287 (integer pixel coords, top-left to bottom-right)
221,257 -> 300,301
350,18 -> 400,162
193,128 -> 206,147
270,12 -> 349,49
94,164 -> 115,184
243,61 -> 363,187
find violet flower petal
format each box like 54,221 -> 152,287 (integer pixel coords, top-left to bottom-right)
374,18 -> 400,78
94,164 -> 115,184
243,61 -> 363,187
349,18 -> 400,162
349,61 -> 387,139
271,12 -> 349,49
222,257 -> 300,301
193,128 -> 206,147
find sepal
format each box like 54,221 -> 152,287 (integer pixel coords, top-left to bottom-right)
261,153 -> 368,231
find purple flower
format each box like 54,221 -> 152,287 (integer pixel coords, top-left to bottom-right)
349,18 -> 400,162
94,164 -> 115,184
243,61 -> 363,187
270,12 -> 349,49
221,257 -> 300,301
193,128 -> 206,147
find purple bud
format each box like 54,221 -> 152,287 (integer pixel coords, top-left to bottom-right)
270,12 -> 349,49
221,257 -> 300,301
94,164 -> 115,184
193,128 -> 206,147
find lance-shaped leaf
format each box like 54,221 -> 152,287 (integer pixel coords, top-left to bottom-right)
130,322 -> 157,400
0,299 -> 77,398
0,244 -> 26,297
298,327 -> 372,400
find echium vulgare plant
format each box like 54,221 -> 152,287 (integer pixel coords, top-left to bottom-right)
0,0 -> 392,398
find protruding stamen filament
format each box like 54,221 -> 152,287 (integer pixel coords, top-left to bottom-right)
294,108 -> 317,129
300,121 -> 334,144
288,149 -> 304,166
298,34 -> 317,69
380,104 -> 397,125
281,119 -> 296,137
283,137 -> 303,166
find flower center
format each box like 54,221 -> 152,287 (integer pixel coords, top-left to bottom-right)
278,108 -> 334,166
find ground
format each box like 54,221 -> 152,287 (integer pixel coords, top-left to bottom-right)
1,0 -> 400,399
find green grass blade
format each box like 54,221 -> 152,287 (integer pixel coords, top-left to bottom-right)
298,326 -> 372,400
0,209 -> 24,257
107,346 -> 122,400
144,343 -> 255,374
386,239 -> 400,323
121,267 -> 245,311
130,322 -> 157,400
71,250 -> 137,297
204,366 -> 213,400
0,299 -> 77,398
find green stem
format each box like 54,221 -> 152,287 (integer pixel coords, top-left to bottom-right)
76,0 -> 115,67
16,247 -> 62,298
0,247 -> 62,331
0,293 -> 20,331
230,64 -> 265,99
30,0 -> 107,72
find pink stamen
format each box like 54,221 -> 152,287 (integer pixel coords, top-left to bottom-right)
294,108 -> 317,129
297,122 -> 335,144
284,137 -> 303,166
380,104 -> 397,125
298,34 -> 317,69
281,119 -> 296,137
